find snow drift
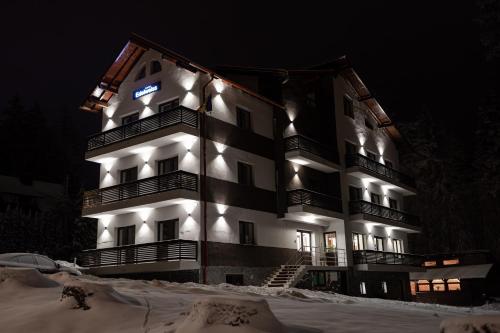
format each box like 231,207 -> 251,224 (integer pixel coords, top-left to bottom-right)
171,295 -> 287,333
0,267 -> 59,288
440,315 -> 500,333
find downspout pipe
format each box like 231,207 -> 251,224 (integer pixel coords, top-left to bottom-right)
199,74 -> 214,284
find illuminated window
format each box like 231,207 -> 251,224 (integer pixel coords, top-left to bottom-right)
417,280 -> 430,292
135,65 -> 146,81
424,261 -> 437,267
443,259 -> 460,266
447,278 -> 461,291
382,281 -> 388,294
150,60 -> 162,75
392,239 -> 404,254
410,281 -> 417,295
374,236 -> 384,251
324,232 -> 337,251
352,233 -> 367,250
432,279 -> 446,292
360,281 -> 367,295
343,95 -> 354,118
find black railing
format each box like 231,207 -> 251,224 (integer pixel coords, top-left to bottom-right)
345,153 -> 415,188
79,239 -> 198,267
353,250 -> 423,266
285,135 -> 335,161
287,189 -> 342,213
87,106 -> 198,150
349,200 -> 419,226
83,170 -> 198,209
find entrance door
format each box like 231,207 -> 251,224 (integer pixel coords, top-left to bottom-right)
297,230 -> 312,265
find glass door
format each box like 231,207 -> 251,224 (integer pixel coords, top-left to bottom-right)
296,230 -> 311,252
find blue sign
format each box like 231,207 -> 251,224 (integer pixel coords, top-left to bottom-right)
133,81 -> 161,100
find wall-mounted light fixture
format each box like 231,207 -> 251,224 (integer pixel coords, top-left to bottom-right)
188,213 -> 191,217
187,148 -> 191,153
104,226 -> 108,230
107,170 -> 110,174
144,161 -> 148,164
143,220 -> 146,224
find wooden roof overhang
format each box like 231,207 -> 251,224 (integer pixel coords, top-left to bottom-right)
80,34 -> 284,113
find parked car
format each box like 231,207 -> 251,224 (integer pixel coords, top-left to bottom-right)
0,253 -> 82,275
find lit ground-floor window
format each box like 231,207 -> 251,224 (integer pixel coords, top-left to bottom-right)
446,278 -> 461,291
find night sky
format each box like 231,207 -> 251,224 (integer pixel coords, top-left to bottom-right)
1,1 -> 478,137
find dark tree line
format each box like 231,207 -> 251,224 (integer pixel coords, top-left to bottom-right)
402,0 -> 500,261
0,97 -> 97,260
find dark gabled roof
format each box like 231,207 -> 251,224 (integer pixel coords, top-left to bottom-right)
80,34 -> 284,113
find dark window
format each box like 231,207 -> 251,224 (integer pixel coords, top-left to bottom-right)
158,156 -> 178,175
226,274 -> 244,286
150,60 -> 162,75
159,98 -> 180,112
135,66 -> 146,81
117,225 -> 135,246
345,141 -> 357,155
157,219 -> 178,241
237,162 -> 253,186
384,159 -> 393,169
236,107 -> 251,130
374,236 -> 384,251
349,186 -> 363,201
122,112 -> 139,125
305,91 -> 316,108
239,221 -> 255,245
365,118 -> 374,130
120,167 -> 138,184
370,193 -> 381,205
343,95 -> 354,118
389,198 -> 398,210
366,151 -> 378,161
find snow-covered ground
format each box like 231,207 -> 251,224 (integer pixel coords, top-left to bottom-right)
0,267 -> 499,333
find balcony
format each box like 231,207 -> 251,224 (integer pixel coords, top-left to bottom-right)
285,135 -> 340,173
78,239 -> 198,273
345,153 -> 416,195
353,250 -> 424,267
284,189 -> 343,226
85,106 -> 199,162
82,170 -> 198,217
349,200 -> 420,232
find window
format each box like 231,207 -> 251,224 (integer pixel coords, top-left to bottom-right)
417,280 -> 430,292
382,281 -> 388,294
305,92 -> 316,108
349,186 -> 363,201
384,159 -> 393,169
150,60 -> 162,75
345,141 -> 357,155
236,107 -> 251,130
447,278 -> 461,291
360,282 -> 367,295
122,112 -> 139,125
443,258 -> 460,266
389,198 -> 398,210
432,279 -> 446,292
343,95 -> 354,118
424,261 -> 437,267
370,193 -> 381,205
374,236 -> 384,251
365,118 -> 374,130
297,230 -> 311,252
324,232 -> 337,251
135,65 -> 146,81
117,225 -> 135,246
226,274 -> 244,286
157,219 -> 178,241
35,256 -> 57,270
120,167 -> 138,184
366,151 -> 378,161
392,239 -> 404,253
237,162 -> 253,186
159,98 -> 180,113
352,233 -> 367,250
239,221 -> 255,245
158,157 -> 178,175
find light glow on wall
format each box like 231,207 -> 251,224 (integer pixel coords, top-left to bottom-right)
214,142 -> 227,154
385,227 -> 394,237
96,157 -> 117,172
365,223 -> 375,233
289,158 -> 310,166
216,203 -> 228,215
182,91 -> 197,108
130,146 -> 156,162
173,134 -> 197,150
181,200 -> 198,215
129,207 -> 154,221
213,79 -> 225,94
180,71 -> 198,91
96,214 -> 114,227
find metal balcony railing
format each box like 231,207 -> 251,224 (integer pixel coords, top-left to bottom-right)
285,135 -> 335,162
287,189 -> 343,213
83,170 -> 198,209
353,250 -> 423,266
78,239 -> 198,267
349,200 -> 419,226
87,106 -> 198,151
345,153 -> 415,188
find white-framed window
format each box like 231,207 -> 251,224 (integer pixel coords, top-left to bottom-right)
360,281 -> 367,295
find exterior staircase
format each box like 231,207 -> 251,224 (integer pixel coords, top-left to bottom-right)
264,265 -> 306,288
